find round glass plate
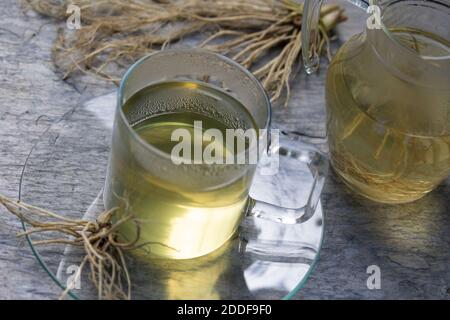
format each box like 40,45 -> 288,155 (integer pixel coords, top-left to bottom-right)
19,92 -> 325,300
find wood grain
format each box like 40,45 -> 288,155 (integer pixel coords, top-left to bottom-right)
0,0 -> 448,299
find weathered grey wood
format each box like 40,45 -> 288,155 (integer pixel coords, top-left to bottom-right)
0,0 -> 448,299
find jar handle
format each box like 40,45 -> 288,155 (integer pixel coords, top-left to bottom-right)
302,0 -> 373,74
301,0 -> 324,74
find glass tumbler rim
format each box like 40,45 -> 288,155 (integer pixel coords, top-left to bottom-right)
117,48 -> 272,162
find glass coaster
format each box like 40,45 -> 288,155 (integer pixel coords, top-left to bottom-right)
19,92 -> 326,299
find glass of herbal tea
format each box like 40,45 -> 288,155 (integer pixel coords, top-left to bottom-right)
104,49 -> 327,259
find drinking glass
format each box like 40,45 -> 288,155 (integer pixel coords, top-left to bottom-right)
104,49 -> 327,259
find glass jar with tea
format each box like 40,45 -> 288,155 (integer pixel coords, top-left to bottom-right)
302,0 -> 450,203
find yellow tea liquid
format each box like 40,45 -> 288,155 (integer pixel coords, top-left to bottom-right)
106,81 -> 257,259
326,29 -> 450,203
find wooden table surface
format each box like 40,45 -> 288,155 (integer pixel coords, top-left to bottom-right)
0,0 -> 449,299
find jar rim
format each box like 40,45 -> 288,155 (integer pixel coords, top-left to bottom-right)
374,0 -> 450,61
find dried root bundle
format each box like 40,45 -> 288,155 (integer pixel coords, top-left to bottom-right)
23,0 -> 346,105
0,194 -> 135,300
